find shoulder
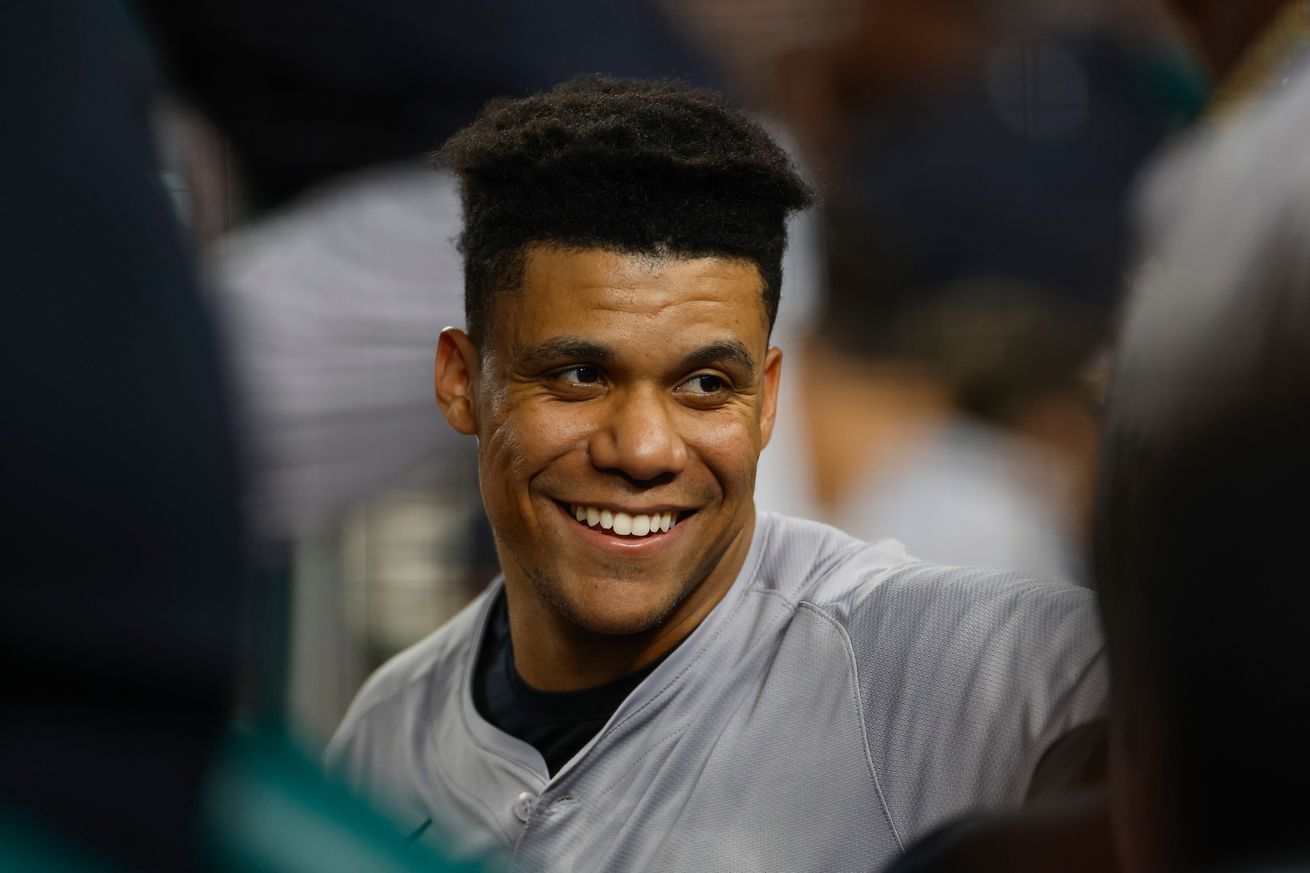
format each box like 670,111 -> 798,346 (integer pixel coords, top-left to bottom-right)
324,584 -> 494,769
753,513 -> 1104,728
836,562 -> 1105,740
755,512 -> 1096,634
749,511 -> 913,606
759,522 -> 1107,829
828,542 -> 1102,694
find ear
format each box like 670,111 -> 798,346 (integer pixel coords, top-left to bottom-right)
759,346 -> 783,449
435,327 -> 480,436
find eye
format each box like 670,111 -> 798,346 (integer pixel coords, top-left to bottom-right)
555,365 -> 606,388
681,373 -> 729,395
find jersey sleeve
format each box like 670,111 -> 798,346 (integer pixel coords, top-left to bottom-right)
843,560 -> 1107,843
320,613 -> 472,824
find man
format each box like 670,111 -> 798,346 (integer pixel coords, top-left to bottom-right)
326,77 -> 1104,873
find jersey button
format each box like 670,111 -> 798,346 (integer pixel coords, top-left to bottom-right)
513,791 -> 535,823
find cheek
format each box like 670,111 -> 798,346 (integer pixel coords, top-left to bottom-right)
480,399 -> 592,486
686,412 -> 763,491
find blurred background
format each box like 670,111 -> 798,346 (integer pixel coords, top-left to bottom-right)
6,0 -> 1308,870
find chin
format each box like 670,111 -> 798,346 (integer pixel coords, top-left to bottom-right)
575,610 -> 667,637
541,579 -> 681,637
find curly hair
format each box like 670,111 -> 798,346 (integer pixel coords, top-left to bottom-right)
437,76 -> 813,345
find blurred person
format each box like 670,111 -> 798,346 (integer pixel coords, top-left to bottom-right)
879,10 -> 1310,873
2,2 -> 248,868
1097,54 -> 1310,873
1,2 -> 485,871
798,36 -> 1183,582
886,51 -> 1310,873
326,76 -> 1106,873
208,166 -> 470,540
804,274 -> 1104,584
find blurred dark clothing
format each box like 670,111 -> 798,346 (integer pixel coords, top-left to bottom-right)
2,1 -> 247,870
882,790 -> 1118,873
1026,719 -> 1109,802
136,0 -> 721,207
0,807 -> 120,873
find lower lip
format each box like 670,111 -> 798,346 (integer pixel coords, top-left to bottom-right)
552,501 -> 689,554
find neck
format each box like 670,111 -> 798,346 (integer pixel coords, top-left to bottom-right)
508,610 -> 670,691
504,511 -> 756,691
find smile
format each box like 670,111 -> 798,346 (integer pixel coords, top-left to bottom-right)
567,503 -> 683,538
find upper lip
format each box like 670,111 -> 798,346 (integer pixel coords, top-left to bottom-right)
556,499 -> 694,515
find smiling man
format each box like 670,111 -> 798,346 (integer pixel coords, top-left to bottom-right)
451,247 -> 777,677
326,77 -> 1106,873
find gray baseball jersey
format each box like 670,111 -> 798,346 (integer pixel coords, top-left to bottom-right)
326,512 -> 1105,873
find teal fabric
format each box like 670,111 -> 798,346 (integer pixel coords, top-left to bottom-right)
0,730 -> 481,873
0,811 -> 125,873
203,729 -> 484,873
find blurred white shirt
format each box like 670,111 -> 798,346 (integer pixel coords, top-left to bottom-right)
833,416 -> 1084,584
209,163 -> 473,538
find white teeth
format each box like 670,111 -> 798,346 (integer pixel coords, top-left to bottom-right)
570,505 -> 679,537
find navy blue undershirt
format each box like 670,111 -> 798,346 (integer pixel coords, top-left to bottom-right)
471,591 -> 668,775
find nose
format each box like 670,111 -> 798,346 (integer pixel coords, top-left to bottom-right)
589,384 -> 688,482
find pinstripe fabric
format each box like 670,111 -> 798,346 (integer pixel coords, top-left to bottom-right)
326,512 -> 1105,872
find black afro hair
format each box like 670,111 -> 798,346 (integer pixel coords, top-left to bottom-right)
437,76 -> 813,345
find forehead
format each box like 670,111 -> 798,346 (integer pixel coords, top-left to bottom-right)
496,246 -> 770,353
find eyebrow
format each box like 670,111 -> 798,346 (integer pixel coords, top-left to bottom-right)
518,336 -> 757,379
678,340 -> 757,380
518,336 -> 614,368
